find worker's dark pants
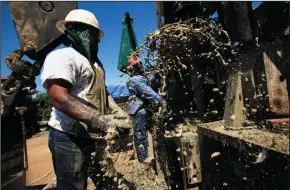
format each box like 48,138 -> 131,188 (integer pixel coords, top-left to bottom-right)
48,127 -> 108,190
130,108 -> 149,162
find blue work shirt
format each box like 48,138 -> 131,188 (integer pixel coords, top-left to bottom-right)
126,74 -> 163,115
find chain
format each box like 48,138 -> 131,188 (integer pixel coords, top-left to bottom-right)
20,115 -> 28,170
16,107 -> 28,171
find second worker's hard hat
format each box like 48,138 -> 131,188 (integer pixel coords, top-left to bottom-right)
128,56 -> 141,66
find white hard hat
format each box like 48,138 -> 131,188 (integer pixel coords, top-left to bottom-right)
56,9 -> 104,39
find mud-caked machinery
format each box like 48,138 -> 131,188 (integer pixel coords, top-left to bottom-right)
152,2 -> 289,190
1,1 -> 289,190
1,2 -> 77,189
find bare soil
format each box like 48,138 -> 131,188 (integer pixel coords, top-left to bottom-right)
111,152 -> 168,190
26,131 -> 56,188
25,131 -> 168,190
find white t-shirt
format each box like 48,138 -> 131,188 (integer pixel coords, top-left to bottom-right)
41,47 -> 99,137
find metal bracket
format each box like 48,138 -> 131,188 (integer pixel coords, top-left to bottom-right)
179,131 -> 202,187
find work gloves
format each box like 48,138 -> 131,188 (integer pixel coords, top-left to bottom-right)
112,108 -> 129,120
89,112 -> 132,140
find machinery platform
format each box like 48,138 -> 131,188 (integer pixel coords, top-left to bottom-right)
197,121 -> 289,190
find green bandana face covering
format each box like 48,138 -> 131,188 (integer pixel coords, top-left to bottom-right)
64,23 -> 99,62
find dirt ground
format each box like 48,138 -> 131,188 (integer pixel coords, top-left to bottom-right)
26,131 -> 56,188
25,131 -> 168,190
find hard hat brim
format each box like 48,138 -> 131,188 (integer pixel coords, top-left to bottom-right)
56,20 -> 104,39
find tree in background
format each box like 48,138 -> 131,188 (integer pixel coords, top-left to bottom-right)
34,92 -> 52,121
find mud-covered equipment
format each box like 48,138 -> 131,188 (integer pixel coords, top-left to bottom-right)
117,12 -> 138,73
8,2 -> 78,60
153,2 -> 289,190
2,2 -> 78,108
2,2 -> 77,190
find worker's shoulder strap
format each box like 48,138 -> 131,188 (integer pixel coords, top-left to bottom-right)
89,56 -> 105,76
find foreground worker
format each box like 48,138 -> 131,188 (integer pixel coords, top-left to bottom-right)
126,56 -> 167,166
41,9 -> 130,189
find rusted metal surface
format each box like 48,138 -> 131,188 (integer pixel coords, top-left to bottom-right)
263,43 -> 289,116
239,42 -> 289,118
267,118 -> 289,124
8,2 -> 78,59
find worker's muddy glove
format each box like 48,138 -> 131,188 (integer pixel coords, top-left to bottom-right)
105,117 -> 133,140
90,113 -> 132,140
112,108 -> 129,120
104,115 -> 133,140
90,114 -> 119,132
105,125 -> 118,141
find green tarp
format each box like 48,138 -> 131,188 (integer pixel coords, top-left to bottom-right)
117,12 -> 138,72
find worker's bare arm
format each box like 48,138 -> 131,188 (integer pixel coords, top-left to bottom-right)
46,79 -> 96,126
46,79 -> 130,131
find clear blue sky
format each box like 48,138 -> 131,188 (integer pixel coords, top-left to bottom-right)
1,2 -> 261,92
1,2 -> 158,92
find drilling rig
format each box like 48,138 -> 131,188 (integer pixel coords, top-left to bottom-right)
1,1 -> 289,190
152,2 -> 289,190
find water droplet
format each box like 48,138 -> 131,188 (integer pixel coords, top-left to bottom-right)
212,88 -> 219,92
211,152 -> 220,158
251,108 -> 257,113
91,152 -> 96,157
211,110 -> 218,114
230,115 -> 236,121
